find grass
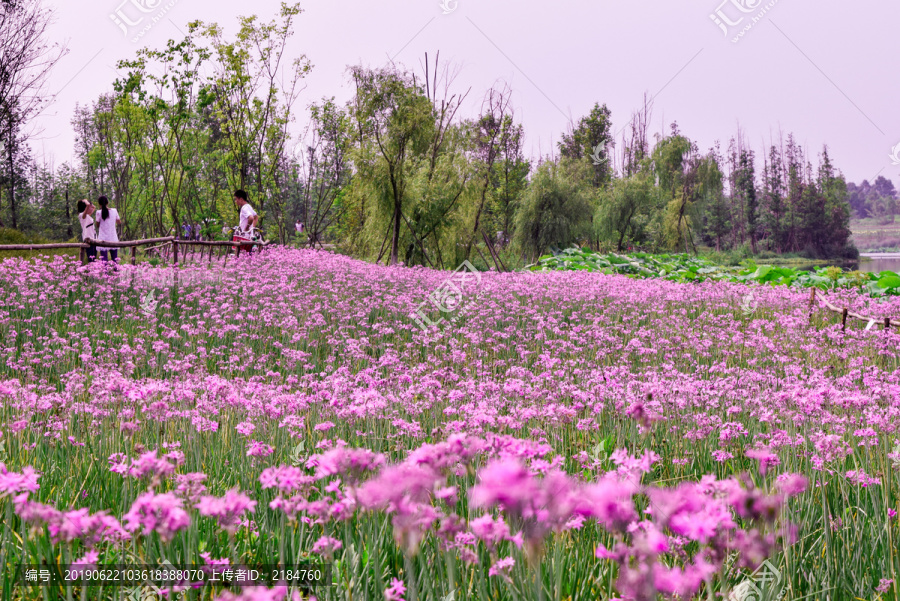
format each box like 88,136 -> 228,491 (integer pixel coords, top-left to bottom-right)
851,218 -> 900,253
0,248 -> 899,600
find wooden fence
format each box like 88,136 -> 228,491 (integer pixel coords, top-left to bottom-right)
0,236 -> 268,266
808,287 -> 894,332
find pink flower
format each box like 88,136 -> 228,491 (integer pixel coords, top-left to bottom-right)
384,578 -> 406,601
200,552 -> 230,570
846,470 -> 881,487
124,492 -> 190,542
236,421 -> 256,436
469,514 -> 510,548
775,473 -> 808,496
711,450 -> 733,463
214,585 -> 289,601
259,466 -> 314,494
0,463 -> 40,496
72,550 -> 100,568
469,459 -> 539,517
745,447 -> 780,476
488,557 -> 515,582
246,441 -> 275,458
175,473 -> 208,503
573,475 -> 640,533
311,535 -> 342,556
306,447 -> 385,482
196,488 -> 257,534
128,451 -> 177,480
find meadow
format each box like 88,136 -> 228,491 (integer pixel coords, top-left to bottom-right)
850,218 -> 900,253
1,247 -> 899,601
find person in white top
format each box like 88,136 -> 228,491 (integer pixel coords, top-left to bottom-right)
76,199 -> 97,262
96,196 -> 123,263
232,189 -> 259,256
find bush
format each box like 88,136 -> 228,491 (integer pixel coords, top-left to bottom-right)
0,228 -> 46,245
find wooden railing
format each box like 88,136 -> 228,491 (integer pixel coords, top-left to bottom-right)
808,287 -> 894,331
0,236 -> 268,266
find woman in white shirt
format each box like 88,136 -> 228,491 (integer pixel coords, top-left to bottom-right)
96,196 -> 123,263
76,199 -> 97,262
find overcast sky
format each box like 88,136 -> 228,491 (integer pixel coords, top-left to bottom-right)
28,0 -> 900,189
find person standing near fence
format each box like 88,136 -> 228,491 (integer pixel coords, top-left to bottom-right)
232,190 -> 259,256
77,199 -> 97,262
96,196 -> 122,263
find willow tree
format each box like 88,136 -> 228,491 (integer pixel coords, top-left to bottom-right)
514,158 -> 594,262
348,65 -> 433,265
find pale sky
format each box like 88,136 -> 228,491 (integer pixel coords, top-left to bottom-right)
28,0 -> 900,189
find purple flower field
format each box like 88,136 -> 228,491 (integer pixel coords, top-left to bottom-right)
1,248 -> 898,600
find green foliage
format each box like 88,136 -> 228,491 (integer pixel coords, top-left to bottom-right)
0,228 -> 46,245
513,158 -> 595,261
527,247 -> 900,296
594,171 -> 657,251
558,103 -> 613,187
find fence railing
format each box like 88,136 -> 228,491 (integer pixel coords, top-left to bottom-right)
0,236 -> 268,266
808,287 -> 894,331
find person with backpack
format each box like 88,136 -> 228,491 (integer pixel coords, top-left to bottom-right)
96,196 -> 123,263
232,190 -> 259,256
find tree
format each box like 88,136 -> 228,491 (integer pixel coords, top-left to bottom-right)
595,170 -> 656,251
652,125 -> 696,252
514,158 -> 594,262
0,0 -> 66,228
349,65 -> 433,265
195,3 -> 310,242
736,147 -> 758,253
299,98 -> 352,246
559,102 -> 613,187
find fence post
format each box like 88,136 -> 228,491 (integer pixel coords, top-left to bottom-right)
131,246 -> 137,266
80,246 -> 86,265
841,308 -> 848,331
885,317 -> 891,332
808,288 -> 816,326
173,240 -> 179,265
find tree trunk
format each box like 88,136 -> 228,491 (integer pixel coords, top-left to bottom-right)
390,200 -> 401,265
7,125 -> 16,230
65,185 -> 72,239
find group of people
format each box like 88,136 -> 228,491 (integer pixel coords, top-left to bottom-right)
181,221 -> 203,241
77,190 -> 261,262
77,196 -> 122,262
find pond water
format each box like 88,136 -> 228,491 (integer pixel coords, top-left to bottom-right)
787,254 -> 900,274
855,254 -> 900,274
